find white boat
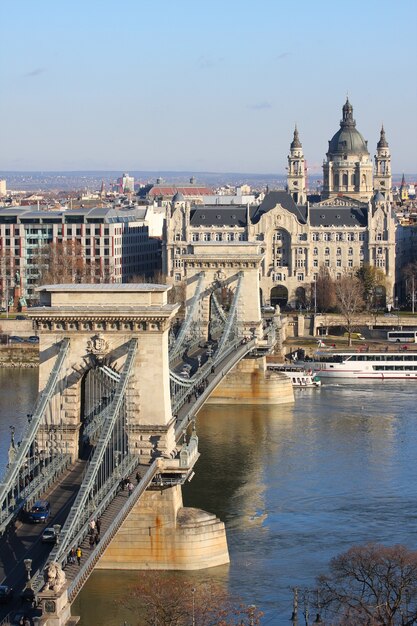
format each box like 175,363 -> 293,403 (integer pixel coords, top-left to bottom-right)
307,350 -> 417,379
267,364 -> 321,388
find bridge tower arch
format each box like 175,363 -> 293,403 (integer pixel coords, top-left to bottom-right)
31,284 -> 180,464
182,242 -> 263,341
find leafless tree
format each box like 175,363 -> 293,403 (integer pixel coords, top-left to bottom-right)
402,262 -> 417,310
120,573 -> 263,625
334,273 -> 364,345
318,543 -> 417,626
315,266 -> 336,313
34,240 -> 114,287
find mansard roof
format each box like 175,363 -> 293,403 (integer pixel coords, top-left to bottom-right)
309,205 -> 368,227
190,205 -> 252,227
252,191 -> 308,224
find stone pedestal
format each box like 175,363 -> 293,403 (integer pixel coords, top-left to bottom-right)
96,485 -> 229,570
206,358 -> 294,405
37,586 -> 78,626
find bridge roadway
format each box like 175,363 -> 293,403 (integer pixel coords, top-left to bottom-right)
0,337 -> 256,623
0,462 -> 86,623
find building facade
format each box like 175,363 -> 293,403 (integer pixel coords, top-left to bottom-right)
164,100 -> 396,308
0,206 -> 161,306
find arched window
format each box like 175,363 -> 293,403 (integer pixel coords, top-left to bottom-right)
377,246 -> 383,255
325,247 -> 330,256
215,233 -> 222,241
336,247 -> 342,256
348,247 -> 353,256
313,247 -> 318,256
298,247 -> 303,254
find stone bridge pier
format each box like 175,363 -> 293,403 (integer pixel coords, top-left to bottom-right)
29,284 -> 229,580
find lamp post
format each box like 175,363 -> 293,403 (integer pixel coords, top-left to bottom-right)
53,524 -> 61,545
24,558 -> 32,586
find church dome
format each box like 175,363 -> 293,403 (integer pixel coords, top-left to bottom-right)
327,99 -> 369,158
172,191 -> 185,203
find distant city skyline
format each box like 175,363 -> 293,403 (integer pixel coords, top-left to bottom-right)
1,0 -> 416,174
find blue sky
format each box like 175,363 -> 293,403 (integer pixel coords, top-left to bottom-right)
1,0 -> 416,175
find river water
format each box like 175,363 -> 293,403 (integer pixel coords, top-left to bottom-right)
2,371 -> 417,624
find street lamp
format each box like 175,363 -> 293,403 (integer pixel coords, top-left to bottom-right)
24,558 -> 32,586
53,524 -> 61,545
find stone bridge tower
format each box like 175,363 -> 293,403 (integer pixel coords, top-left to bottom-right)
31,284 -> 180,463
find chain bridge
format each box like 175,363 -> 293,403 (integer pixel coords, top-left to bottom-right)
0,262 -> 288,625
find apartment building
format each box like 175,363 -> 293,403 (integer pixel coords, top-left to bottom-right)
0,206 -> 161,305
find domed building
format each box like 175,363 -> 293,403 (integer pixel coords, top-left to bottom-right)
165,99 -> 396,311
288,99 -> 392,203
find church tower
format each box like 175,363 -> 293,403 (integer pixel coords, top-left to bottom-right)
287,126 -> 306,204
322,99 -> 373,202
400,174 -> 409,203
374,125 -> 392,201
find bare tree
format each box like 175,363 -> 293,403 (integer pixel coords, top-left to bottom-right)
402,262 -> 417,311
315,266 -> 336,313
34,241 -> 114,288
334,273 -> 364,345
318,543 -> 417,626
120,573 -> 263,625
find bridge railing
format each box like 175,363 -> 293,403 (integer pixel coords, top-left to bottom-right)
66,459 -> 159,602
0,338 -> 70,534
45,338 -> 138,564
174,337 -> 256,439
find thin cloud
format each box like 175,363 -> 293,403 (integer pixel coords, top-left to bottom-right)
276,52 -> 290,60
23,68 -> 45,78
248,102 -> 273,111
197,55 -> 224,69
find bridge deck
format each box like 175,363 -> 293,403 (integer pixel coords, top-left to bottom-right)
0,461 -> 86,623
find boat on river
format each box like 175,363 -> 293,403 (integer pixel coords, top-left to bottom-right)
305,350 -> 417,379
267,364 -> 321,388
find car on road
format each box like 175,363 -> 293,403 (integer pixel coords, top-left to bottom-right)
9,336 -> 25,343
41,527 -> 57,543
0,584 -> 13,603
27,500 -> 50,523
16,315 -> 27,320
26,336 -> 39,343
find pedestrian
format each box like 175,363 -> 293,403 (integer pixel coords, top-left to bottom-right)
96,518 -> 101,535
119,478 -> 125,491
89,519 -> 95,535
76,546 -> 82,566
135,472 -> 140,484
89,533 -> 95,548
68,547 -> 76,564
128,481 -> 134,496
95,533 -> 100,546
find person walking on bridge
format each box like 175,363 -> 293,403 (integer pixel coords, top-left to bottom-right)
76,546 -> 82,566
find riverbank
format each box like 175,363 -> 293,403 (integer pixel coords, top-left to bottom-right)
0,344 -> 39,367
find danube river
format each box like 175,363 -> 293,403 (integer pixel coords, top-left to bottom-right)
2,369 -> 417,624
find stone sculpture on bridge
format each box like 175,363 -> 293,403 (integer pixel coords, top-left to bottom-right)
42,561 -> 66,593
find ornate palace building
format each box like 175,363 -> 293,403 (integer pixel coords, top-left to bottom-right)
164,100 -> 396,308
